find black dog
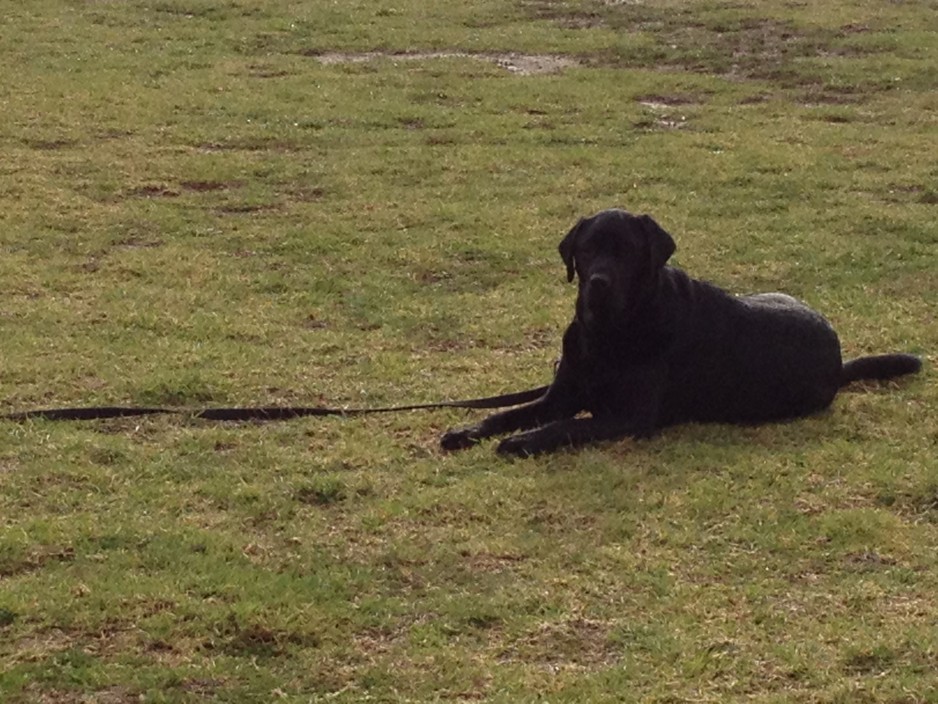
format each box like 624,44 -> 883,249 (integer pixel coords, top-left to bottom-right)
441,209 -> 922,457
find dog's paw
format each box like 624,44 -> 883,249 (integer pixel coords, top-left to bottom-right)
440,427 -> 481,452
496,434 -> 539,458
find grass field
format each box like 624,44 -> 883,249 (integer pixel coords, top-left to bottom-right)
1,1 -> 936,702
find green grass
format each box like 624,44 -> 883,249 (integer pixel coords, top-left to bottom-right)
1,1 -> 936,702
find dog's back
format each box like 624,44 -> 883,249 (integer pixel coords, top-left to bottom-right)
654,268 -> 843,425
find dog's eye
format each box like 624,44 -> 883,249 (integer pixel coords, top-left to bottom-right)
577,241 -> 596,257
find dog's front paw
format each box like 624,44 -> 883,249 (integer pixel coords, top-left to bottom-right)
496,433 -> 540,458
441,427 -> 481,452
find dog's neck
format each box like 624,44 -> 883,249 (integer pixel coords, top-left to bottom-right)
576,301 -> 662,356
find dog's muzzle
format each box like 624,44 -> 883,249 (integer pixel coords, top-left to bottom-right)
585,273 -> 613,308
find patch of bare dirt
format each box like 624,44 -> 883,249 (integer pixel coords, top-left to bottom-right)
459,549 -> 526,573
635,94 -> 695,130
24,138 -> 78,150
501,616 -> 620,668
113,236 -> 164,249
0,545 -> 75,578
180,180 -> 242,192
127,184 -> 179,198
308,51 -> 580,75
635,93 -> 700,109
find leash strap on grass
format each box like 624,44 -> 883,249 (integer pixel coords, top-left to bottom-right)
2,385 -> 550,423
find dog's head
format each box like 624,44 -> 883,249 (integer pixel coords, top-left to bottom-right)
558,209 -> 676,329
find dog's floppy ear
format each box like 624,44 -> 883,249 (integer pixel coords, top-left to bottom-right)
558,219 -> 583,283
639,214 -> 676,269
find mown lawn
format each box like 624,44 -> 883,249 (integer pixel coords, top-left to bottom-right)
1,1 -> 935,702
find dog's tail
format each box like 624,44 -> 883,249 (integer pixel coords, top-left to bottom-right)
841,353 -> 922,387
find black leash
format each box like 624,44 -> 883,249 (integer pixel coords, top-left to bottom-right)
1,385 -> 549,423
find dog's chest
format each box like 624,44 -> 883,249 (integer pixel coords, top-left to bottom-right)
562,319 -> 669,417
577,342 -> 658,417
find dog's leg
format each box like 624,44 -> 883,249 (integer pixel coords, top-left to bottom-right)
495,416 -> 648,457
495,368 -> 666,457
441,364 -> 583,451
440,398 -> 565,451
